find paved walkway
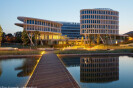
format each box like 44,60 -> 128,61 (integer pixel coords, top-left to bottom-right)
26,53 -> 80,88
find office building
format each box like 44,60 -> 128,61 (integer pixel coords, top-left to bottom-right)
15,16 -> 67,45
80,8 -> 119,44
59,22 -> 81,39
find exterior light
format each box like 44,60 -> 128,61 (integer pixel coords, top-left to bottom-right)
85,60 -> 87,64
116,41 -> 118,44
41,51 -> 45,55
14,48 -> 18,50
129,37 -> 133,40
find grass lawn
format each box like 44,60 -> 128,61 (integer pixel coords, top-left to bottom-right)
0,50 -> 42,55
55,49 -> 133,54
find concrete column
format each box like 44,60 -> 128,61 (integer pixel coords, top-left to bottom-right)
52,34 -> 53,39
50,22 -> 51,32
94,34 -> 96,44
30,33 -> 32,46
47,34 -> 49,40
84,34 -> 87,44
44,33 -> 45,40
114,35 -> 116,44
97,34 -> 100,44
124,36 -> 125,41
26,24 -> 27,31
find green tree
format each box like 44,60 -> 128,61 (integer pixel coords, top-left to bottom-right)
14,31 -> 22,43
21,30 -> 30,45
0,25 -> 3,47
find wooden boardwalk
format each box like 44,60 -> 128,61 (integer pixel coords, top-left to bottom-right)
26,53 -> 80,88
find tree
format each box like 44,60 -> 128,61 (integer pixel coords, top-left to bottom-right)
2,32 -> 6,43
34,31 -> 40,46
0,25 -> 3,47
14,31 -> 22,43
89,35 -> 93,48
6,33 -> 13,37
5,33 -> 15,43
21,30 -> 30,45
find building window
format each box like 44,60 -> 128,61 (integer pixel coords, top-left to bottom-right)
27,20 -> 29,24
32,20 -> 34,24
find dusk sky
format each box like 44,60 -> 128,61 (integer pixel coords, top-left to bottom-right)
0,0 -> 133,34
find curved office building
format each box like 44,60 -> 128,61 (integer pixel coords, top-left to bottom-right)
15,16 -> 66,45
80,8 -> 119,44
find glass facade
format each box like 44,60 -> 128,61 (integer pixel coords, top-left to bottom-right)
60,22 -> 81,39
80,8 -> 119,35
15,17 -> 67,42
22,18 -> 62,33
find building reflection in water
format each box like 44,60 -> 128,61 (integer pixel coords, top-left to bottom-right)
15,58 -> 39,77
80,56 -> 119,83
60,56 -> 80,67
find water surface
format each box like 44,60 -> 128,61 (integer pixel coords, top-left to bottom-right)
60,55 -> 133,88
0,57 -> 39,87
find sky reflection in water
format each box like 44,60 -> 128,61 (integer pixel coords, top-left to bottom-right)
0,57 -> 39,87
60,55 -> 133,88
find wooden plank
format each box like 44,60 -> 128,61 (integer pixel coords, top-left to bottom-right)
26,53 -> 80,88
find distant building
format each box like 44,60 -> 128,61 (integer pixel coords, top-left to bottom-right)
14,31 -> 22,37
59,22 -> 81,39
125,31 -> 133,37
124,31 -> 133,41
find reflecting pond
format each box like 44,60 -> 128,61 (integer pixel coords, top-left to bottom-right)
60,55 -> 133,88
0,57 -> 39,87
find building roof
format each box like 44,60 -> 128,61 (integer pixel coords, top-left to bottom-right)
17,16 -> 63,25
124,31 -> 133,37
80,8 -> 118,12
58,21 -> 80,25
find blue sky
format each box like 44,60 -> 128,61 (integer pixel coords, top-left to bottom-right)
0,0 -> 133,34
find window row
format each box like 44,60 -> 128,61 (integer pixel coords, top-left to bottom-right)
81,63 -> 118,68
81,15 -> 118,20
25,26 -> 61,32
81,25 -> 118,29
81,58 -> 118,63
81,29 -> 118,34
81,10 -> 118,15
81,68 -> 118,72
26,20 -> 60,28
81,77 -> 118,82
62,27 -> 80,29
81,72 -> 118,77
81,20 -> 118,25
62,30 -> 80,32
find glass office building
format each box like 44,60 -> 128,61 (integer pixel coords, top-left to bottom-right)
15,16 -> 67,45
80,8 -> 119,44
59,22 -> 81,39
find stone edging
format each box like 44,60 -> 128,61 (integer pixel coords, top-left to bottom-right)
57,53 -> 133,56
